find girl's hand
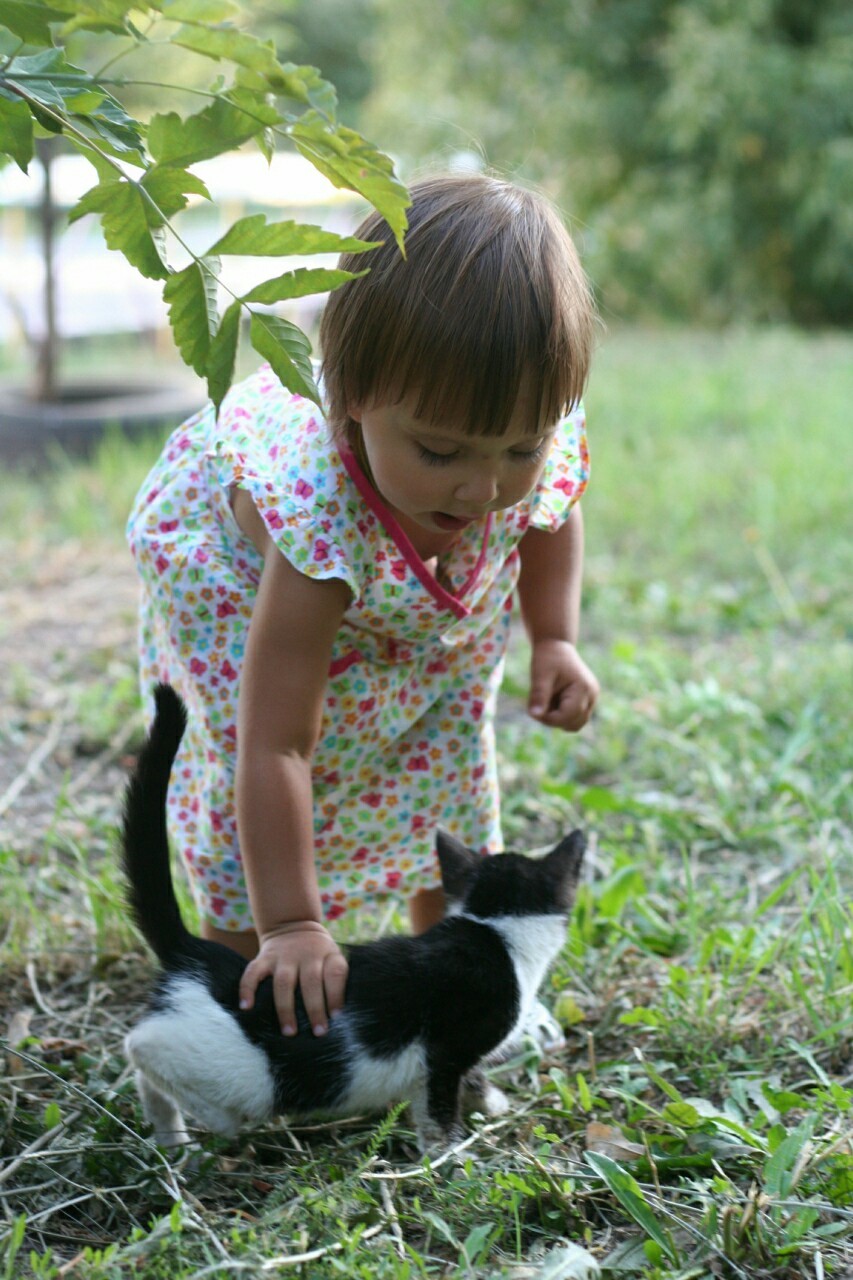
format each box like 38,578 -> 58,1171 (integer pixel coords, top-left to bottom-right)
528,638 -> 599,732
238,921 -> 349,1037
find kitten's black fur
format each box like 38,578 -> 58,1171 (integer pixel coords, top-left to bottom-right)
123,684 -> 584,1149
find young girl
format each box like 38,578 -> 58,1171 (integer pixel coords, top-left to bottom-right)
128,174 -> 599,1044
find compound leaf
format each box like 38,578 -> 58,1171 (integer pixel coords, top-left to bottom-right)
249,311 -> 319,406
163,256 -> 221,376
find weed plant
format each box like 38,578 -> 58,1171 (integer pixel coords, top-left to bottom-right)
1,327 -> 851,1277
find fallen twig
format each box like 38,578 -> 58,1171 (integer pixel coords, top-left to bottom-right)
0,704 -> 71,817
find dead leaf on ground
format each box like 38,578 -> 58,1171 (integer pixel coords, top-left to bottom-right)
4,1007 -> 34,1075
584,1121 -> 644,1161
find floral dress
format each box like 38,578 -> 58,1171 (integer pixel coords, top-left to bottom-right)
127,364 -> 589,930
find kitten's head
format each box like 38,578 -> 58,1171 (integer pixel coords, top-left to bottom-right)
436,829 -> 585,919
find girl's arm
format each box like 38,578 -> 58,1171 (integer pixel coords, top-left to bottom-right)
236,538 -> 352,1036
516,505 -> 599,731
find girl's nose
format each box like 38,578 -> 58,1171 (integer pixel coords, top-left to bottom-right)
454,468 -> 499,508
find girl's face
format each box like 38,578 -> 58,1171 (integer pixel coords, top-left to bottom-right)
350,389 -> 556,548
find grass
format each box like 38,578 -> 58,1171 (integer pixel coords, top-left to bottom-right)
0,325 -> 851,1278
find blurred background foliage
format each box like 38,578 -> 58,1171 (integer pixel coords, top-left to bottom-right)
262,0 -> 853,327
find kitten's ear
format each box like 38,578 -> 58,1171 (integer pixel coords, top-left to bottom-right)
436,830 -> 483,901
542,830 -> 586,911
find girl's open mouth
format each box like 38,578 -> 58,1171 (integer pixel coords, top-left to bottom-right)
432,512 -> 476,531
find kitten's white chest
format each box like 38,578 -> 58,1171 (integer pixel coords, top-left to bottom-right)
474,914 -> 566,1042
338,1023 -> 426,1113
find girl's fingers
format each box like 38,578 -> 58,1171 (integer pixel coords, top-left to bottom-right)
238,957 -> 266,1012
324,952 -> 350,1018
272,964 -> 299,1037
297,960 -> 330,1036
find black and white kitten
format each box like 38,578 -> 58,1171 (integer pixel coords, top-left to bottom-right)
123,684 -> 585,1151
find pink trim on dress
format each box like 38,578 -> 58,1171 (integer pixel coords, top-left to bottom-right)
329,651 -> 362,677
339,442 -> 477,621
456,512 -> 492,600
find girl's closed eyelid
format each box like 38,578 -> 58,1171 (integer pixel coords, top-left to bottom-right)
417,444 -> 458,466
415,440 -> 549,465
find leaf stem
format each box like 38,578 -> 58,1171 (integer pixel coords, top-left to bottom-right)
91,16 -> 158,80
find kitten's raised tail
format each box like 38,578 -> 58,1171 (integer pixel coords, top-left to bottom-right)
123,684 -> 194,965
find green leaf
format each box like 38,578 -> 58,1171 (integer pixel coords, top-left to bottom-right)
225,84 -> 283,132
761,1082 -> 807,1115
163,257 -> 221,377
148,96 -> 274,167
268,63 -> 337,120
0,94 -> 34,171
552,992 -> 586,1027
206,299 -> 241,414
596,864 -> 645,918
290,115 -> 409,250
0,0 -> 68,44
576,1073 -> 593,1112
170,23 -> 283,78
620,1007 -> 662,1028
162,0 -> 241,21
763,1117 -> 815,1198
3,48 -> 82,113
249,311 -> 319,406
70,92 -> 144,154
69,137 -> 121,181
143,165 -> 211,218
3,1214 -> 26,1276
167,23 -> 337,119
241,266 -> 364,305
638,1057 -> 684,1105
68,178 -> 170,279
58,11 -> 132,36
4,49 -> 143,151
209,213 -> 378,258
661,1101 -> 702,1129
585,1153 -> 678,1263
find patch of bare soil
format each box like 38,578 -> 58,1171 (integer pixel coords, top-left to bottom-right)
0,541 -> 140,853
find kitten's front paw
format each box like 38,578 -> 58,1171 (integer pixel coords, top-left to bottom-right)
462,1068 -> 510,1117
416,1118 -> 465,1155
480,1082 -> 510,1116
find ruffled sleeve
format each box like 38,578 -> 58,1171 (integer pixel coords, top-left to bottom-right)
204,366 -> 367,601
525,404 -> 590,532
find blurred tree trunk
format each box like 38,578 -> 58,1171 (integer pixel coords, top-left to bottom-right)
35,138 -> 60,403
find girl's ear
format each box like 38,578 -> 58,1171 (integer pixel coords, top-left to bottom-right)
348,404 -> 362,424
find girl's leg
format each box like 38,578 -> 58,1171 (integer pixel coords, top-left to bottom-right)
200,921 -> 259,961
409,885 -> 445,935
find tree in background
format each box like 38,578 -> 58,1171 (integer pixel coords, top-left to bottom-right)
362,0 -> 853,325
0,0 -> 407,407
254,0 -> 377,122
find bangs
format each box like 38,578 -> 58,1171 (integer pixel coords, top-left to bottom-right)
320,175 -> 594,439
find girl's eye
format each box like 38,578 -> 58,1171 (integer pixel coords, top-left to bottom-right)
417,444 -> 458,466
416,440 -> 548,466
510,443 -> 547,462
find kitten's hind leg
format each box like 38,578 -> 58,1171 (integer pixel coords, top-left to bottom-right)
125,988 -> 276,1140
134,1070 -> 191,1149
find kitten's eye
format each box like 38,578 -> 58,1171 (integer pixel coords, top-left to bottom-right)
417,444 -> 458,466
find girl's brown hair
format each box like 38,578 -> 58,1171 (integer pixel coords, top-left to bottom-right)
320,174 -> 595,441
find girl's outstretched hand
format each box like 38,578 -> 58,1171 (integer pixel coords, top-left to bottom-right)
528,638 -> 599,732
238,921 -> 349,1038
